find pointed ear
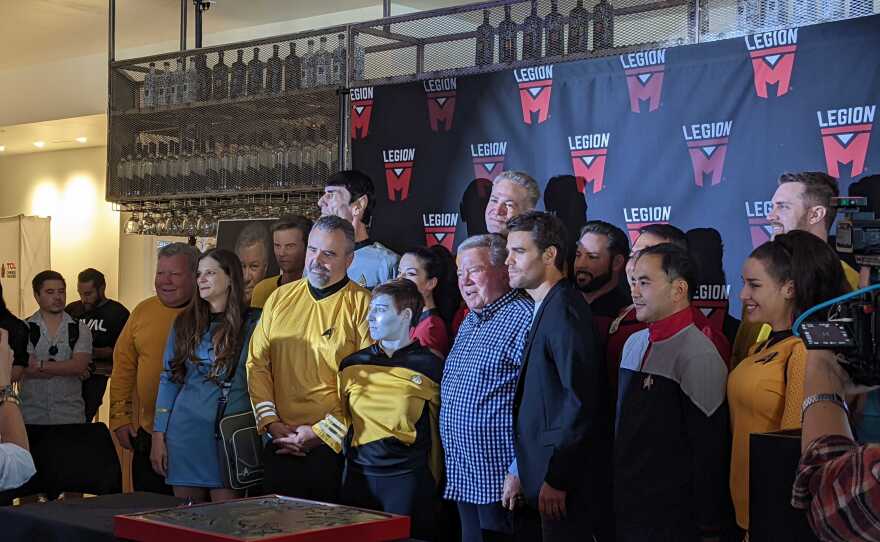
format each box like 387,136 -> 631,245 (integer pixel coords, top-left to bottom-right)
351,194 -> 369,217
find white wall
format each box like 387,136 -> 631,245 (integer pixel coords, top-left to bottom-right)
0,147 -> 119,303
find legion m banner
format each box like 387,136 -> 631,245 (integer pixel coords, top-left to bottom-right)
352,15 -> 880,316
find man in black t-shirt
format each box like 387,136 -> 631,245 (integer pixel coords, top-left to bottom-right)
65,269 -> 130,422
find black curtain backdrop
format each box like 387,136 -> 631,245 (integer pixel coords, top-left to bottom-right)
352,15 -> 880,316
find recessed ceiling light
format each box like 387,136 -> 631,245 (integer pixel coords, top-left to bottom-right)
33,141 -> 45,148
0,146 -> 5,152
76,137 -> 88,144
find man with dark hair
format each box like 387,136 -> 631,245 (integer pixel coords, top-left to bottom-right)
319,170 -> 399,289
502,211 -> 606,541
575,221 -> 630,318
607,225 -> 731,393
615,244 -> 729,541
730,171 -> 860,365
0,283 -> 29,384
66,269 -> 130,422
440,233 -> 532,542
250,215 -> 314,308
235,222 -> 272,304
110,242 -> 198,494
247,216 -> 372,502
20,271 -> 92,426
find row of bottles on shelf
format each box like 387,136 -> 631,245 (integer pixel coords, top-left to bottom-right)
141,34 -> 365,109
474,0 -> 614,66
737,0 -> 873,29
115,126 -> 338,197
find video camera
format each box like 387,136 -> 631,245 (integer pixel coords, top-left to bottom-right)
797,196 -> 880,386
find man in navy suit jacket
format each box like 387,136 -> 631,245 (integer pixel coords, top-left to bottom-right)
502,211 -> 608,542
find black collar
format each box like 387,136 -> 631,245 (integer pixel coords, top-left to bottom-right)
370,340 -> 422,358
354,238 -> 373,251
308,277 -> 350,300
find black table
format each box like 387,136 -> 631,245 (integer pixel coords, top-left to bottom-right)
0,492 -> 183,542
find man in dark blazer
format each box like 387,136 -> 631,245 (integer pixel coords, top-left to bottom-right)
502,211 -> 607,541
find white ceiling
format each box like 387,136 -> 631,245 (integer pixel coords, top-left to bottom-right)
0,0 -> 474,70
0,114 -> 106,156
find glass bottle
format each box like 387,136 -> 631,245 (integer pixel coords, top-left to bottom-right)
302,39 -> 316,88
144,62 -> 157,108
273,130 -> 288,188
206,137 -> 221,191
301,125 -> 317,185
196,54 -> 211,101
332,33 -> 347,85
314,37 -> 330,87
212,50 -> 230,99
174,57 -> 187,105
266,44 -> 283,94
247,47 -> 265,96
522,0 -> 544,61
475,9 -> 495,66
284,42 -> 301,91
498,5 -> 518,63
568,0 -> 591,55
545,0 -> 565,57
593,0 -> 615,50
160,61 -> 173,106
230,49 -> 247,99
185,57 -> 199,103
284,126 -> 303,185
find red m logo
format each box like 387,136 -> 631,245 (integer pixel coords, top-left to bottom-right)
425,228 -> 456,251
820,124 -> 872,178
686,138 -> 729,187
384,162 -> 414,201
473,158 -> 505,181
518,81 -> 553,124
570,150 -> 608,193
748,217 -> 774,248
750,45 -> 797,98
427,94 -> 456,132
624,67 -> 664,113
351,101 -> 374,140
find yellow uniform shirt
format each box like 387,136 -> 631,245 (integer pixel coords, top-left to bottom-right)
109,296 -> 183,432
727,334 -> 806,529
247,278 -> 371,433
250,275 -> 281,309
730,260 -> 858,367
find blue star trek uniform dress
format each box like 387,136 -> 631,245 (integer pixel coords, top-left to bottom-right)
154,312 -> 258,488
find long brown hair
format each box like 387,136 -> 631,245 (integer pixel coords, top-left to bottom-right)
170,248 -> 247,384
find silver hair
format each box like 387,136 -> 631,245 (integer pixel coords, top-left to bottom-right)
494,170 -> 540,210
458,234 -> 508,268
157,242 -> 200,273
235,222 -> 272,259
312,215 -> 356,254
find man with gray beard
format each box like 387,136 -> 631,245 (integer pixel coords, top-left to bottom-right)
247,216 -> 372,502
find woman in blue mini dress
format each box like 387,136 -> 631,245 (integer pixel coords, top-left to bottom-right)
151,248 -> 258,502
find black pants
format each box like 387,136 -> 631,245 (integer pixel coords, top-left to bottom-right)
514,502 -> 596,542
261,442 -> 342,503
131,427 -> 173,495
342,466 -> 437,541
82,374 -> 109,422
456,501 -> 514,542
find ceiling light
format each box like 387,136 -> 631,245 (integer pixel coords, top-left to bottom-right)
0,146 -> 5,152
33,141 -> 45,148
76,137 -> 88,144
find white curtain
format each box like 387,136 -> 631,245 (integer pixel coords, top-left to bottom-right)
0,215 -> 51,318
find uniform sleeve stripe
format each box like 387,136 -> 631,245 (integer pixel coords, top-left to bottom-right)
253,401 -> 275,411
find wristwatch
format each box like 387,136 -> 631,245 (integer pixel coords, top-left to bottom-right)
801,393 -> 849,423
0,384 -> 20,406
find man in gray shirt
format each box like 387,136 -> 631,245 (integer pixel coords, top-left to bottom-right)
20,271 -> 91,426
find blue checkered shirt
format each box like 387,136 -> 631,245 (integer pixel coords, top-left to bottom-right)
440,289 -> 533,504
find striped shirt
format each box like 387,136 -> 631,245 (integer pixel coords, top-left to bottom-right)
440,289 -> 533,504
